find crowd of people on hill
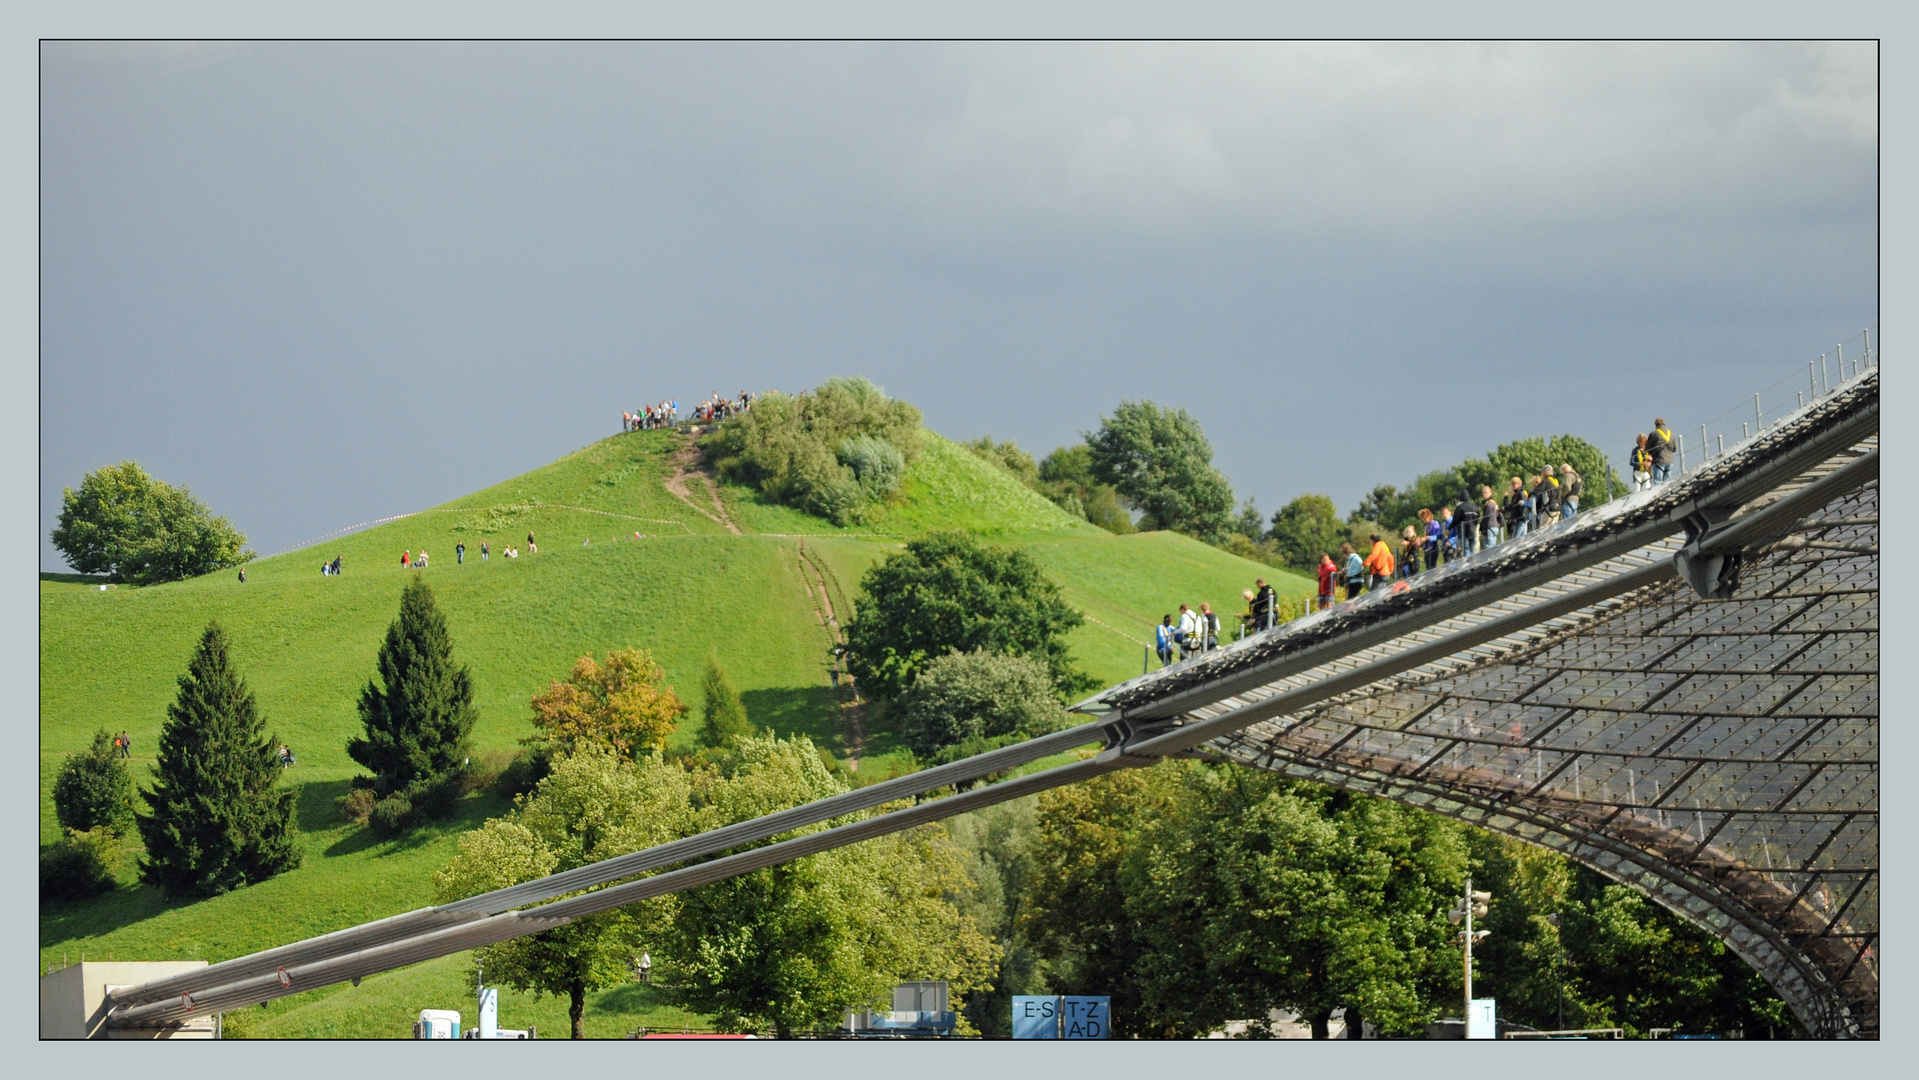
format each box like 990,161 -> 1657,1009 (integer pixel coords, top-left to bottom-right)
693,390 -> 756,423
625,401 -> 679,431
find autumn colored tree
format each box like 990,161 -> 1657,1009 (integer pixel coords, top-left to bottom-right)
527,647 -> 687,759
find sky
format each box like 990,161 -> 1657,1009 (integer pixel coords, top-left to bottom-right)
39,40 -> 1877,570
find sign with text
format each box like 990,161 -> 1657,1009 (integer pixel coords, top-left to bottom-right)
1060,996 -> 1109,1039
1466,997 -> 1497,1040
1012,996 -> 1060,1039
1012,995 -> 1111,1039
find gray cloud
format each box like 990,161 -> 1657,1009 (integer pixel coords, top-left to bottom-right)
40,41 -> 1875,569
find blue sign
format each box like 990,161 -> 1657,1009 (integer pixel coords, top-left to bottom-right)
1013,995 -> 1111,1039
1061,997 -> 1109,1039
1012,996 -> 1060,1039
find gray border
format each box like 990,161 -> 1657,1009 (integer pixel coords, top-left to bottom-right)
10,3 -> 1903,1077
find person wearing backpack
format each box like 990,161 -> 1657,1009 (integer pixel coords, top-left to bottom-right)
1200,603 -> 1221,651
1631,434 -> 1654,492
1647,419 -> 1676,483
1504,477 -> 1530,540
1559,464 -> 1584,518
1155,615 -> 1175,667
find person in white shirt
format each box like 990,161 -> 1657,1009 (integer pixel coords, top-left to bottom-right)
1177,604 -> 1202,661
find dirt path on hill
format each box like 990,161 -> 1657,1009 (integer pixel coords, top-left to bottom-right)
797,540 -> 865,770
663,438 -> 740,534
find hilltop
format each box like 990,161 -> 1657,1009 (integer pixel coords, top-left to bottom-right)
39,424 -> 1312,1036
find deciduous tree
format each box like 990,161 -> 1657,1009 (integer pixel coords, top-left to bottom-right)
528,647 -> 687,759
53,729 -> 136,836
1084,401 -> 1235,542
52,461 -> 251,584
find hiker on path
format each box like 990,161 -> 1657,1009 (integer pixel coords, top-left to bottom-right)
1156,615 -> 1176,667
1631,434 -> 1654,492
1363,533 -> 1396,591
1559,464 -> 1583,518
1341,543 -> 1365,601
1252,578 -> 1278,632
117,731 -> 130,759
1647,419 -> 1677,483
1316,554 -> 1337,610
238,567 -> 247,583
457,542 -> 465,565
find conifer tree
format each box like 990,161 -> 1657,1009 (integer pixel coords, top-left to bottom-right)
137,621 -> 301,898
698,657 -> 754,748
348,575 -> 478,796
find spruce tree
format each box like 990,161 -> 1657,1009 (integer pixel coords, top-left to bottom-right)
348,575 -> 478,796
137,621 -> 301,898
698,657 -> 754,748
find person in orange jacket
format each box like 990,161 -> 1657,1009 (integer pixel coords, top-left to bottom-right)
1363,532 -> 1396,591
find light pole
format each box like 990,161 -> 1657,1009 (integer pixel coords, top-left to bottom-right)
1449,878 -> 1492,1030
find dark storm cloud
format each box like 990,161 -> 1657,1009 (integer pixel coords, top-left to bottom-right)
40,41 -> 1875,567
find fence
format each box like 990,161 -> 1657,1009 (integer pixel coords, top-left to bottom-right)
1675,325 -> 1877,477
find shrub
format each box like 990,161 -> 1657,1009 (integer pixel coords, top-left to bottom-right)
900,651 -> 1068,760
336,787 -> 377,825
467,749 -> 515,794
367,793 -> 414,837
53,729 -> 136,836
702,376 -> 924,526
407,771 -> 465,822
698,657 -> 755,749
41,828 -> 119,902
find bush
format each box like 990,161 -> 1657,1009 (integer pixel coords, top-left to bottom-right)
367,793 -> 414,837
702,376 -> 924,526
900,651 -> 1068,761
336,787 -> 377,825
41,828 -> 118,902
53,730 -> 136,835
467,749 -> 514,794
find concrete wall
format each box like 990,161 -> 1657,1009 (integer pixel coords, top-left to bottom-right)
40,962 -> 215,1039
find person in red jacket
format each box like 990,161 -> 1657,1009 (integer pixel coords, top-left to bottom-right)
1316,554 -> 1337,610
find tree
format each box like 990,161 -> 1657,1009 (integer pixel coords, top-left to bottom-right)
842,531 -> 1093,703
1269,494 -> 1350,569
52,461 -> 252,584
1085,400 -> 1236,542
137,621 -> 300,898
657,735 -> 1000,1036
348,576 -> 478,798
53,729 -> 136,836
899,650 -> 1067,761
703,376 -> 925,526
698,657 -> 754,748
1036,445 -> 1136,534
1353,435 -> 1621,533
1230,499 -> 1266,542
528,648 -> 687,759
436,743 -> 694,1038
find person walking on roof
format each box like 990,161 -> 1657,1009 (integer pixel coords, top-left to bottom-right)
1341,542 -> 1365,601
1252,578 -> 1278,632
1647,418 -> 1676,483
1480,485 -> 1503,548
1316,554 -> 1336,610
1437,506 -> 1458,562
1200,603 -> 1220,652
1559,464 -> 1583,518
1363,533 -> 1396,591
1156,615 -> 1176,667
1505,476 -> 1530,540
1177,603 -> 1202,661
1400,527 -> 1422,579
1453,490 -> 1481,558
1631,434 -> 1654,492
1419,508 -> 1442,570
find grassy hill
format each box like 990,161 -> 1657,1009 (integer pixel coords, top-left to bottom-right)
39,425 -> 1313,1037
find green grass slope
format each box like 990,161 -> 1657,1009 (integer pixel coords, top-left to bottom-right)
40,424 -> 1310,1036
